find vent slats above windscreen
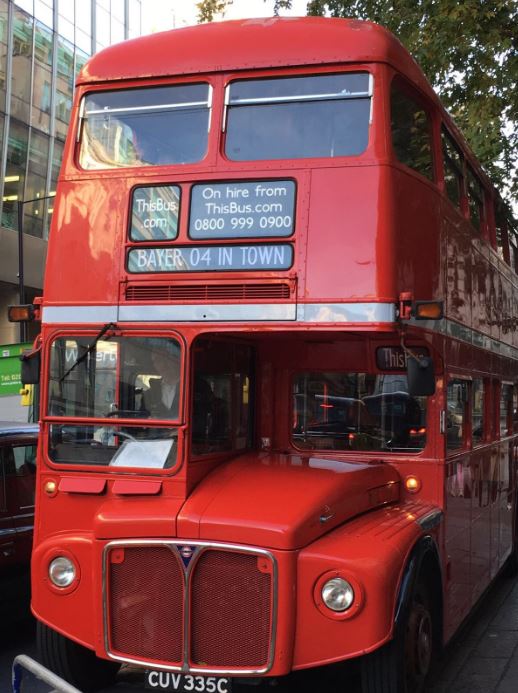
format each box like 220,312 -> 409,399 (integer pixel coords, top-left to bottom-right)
125,283 -> 291,302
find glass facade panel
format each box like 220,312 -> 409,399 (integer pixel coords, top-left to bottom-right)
50,138 -> 64,190
2,119 -> 29,230
0,0 -> 137,245
24,129 -> 49,237
14,0 -> 33,13
55,36 -> 74,139
75,48 -> 88,80
11,8 -> 33,123
111,16 -> 124,44
0,0 -> 8,113
96,5 -> 110,49
35,0 -> 53,29
112,0 -> 125,22
32,21 -> 53,133
128,0 -> 141,38
75,0 -> 91,35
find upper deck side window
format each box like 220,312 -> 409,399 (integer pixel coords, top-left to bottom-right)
390,81 -> 433,180
441,128 -> 464,208
78,83 -> 211,170
467,165 -> 485,232
224,72 -> 372,162
495,202 -> 509,261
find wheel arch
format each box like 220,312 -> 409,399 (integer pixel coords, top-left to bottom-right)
395,534 -> 444,650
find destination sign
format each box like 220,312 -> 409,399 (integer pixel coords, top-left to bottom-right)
127,243 -> 293,273
376,347 -> 430,371
189,180 -> 296,239
130,185 -> 180,241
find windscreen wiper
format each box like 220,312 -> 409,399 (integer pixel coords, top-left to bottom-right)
59,322 -> 116,382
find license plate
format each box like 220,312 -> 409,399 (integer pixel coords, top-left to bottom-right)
145,671 -> 232,692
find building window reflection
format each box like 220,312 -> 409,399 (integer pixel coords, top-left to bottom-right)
0,0 -> 142,237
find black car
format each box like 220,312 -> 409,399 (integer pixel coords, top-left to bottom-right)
0,422 -> 38,616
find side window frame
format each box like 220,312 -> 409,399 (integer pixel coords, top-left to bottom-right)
446,377 -> 469,453
441,127 -> 465,210
467,164 -> 486,234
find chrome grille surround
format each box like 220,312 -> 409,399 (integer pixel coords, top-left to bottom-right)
102,539 -> 278,675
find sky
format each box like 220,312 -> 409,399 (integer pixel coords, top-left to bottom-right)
141,0 -> 310,34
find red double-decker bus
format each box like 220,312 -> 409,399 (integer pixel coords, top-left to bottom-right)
13,16 -> 518,693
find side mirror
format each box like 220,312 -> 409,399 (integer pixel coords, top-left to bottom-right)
21,350 -> 40,385
407,356 -> 435,396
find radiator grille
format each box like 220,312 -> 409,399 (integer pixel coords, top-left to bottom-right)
108,546 -> 184,664
125,283 -> 291,302
190,550 -> 272,668
105,544 -> 274,672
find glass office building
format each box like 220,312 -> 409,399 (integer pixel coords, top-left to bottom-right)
0,0 -> 142,343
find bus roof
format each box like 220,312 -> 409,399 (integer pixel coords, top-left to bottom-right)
78,16 -> 431,95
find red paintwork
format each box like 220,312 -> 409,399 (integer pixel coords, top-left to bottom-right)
59,477 -> 106,494
32,15 -> 518,683
176,453 -> 400,549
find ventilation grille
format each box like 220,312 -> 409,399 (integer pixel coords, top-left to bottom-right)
190,550 -> 272,668
106,545 -> 274,671
125,283 -> 291,302
108,546 -> 184,664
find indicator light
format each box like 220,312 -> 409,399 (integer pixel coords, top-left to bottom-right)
412,301 -> 444,320
8,304 -> 35,322
44,480 -> 58,495
405,475 -> 422,493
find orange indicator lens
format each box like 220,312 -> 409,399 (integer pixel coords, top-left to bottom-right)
405,475 -> 421,493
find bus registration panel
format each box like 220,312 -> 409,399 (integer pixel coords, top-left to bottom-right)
145,671 -> 232,692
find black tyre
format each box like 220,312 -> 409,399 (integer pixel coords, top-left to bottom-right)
361,583 -> 433,693
37,620 -> 120,692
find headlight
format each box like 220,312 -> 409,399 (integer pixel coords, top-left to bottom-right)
321,577 -> 354,612
48,556 -> 76,588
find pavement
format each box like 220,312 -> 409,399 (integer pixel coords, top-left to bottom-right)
425,571 -> 518,693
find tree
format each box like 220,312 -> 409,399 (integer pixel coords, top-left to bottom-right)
196,0 -> 518,205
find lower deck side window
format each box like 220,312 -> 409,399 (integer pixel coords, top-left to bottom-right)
292,372 -> 427,452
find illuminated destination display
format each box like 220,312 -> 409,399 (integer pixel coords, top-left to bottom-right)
130,185 -> 181,241
189,180 -> 295,238
127,243 -> 293,273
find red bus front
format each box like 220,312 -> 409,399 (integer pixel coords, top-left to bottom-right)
25,17 -> 517,693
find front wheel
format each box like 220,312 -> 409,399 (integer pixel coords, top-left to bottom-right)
361,583 -> 433,693
37,621 -> 120,692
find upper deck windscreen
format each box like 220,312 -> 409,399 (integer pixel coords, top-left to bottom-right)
79,83 -> 210,169
225,73 -> 371,161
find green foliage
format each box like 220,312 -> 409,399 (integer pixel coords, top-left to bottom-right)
307,0 -> 518,205
196,0 -> 517,206
196,0 -> 233,23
